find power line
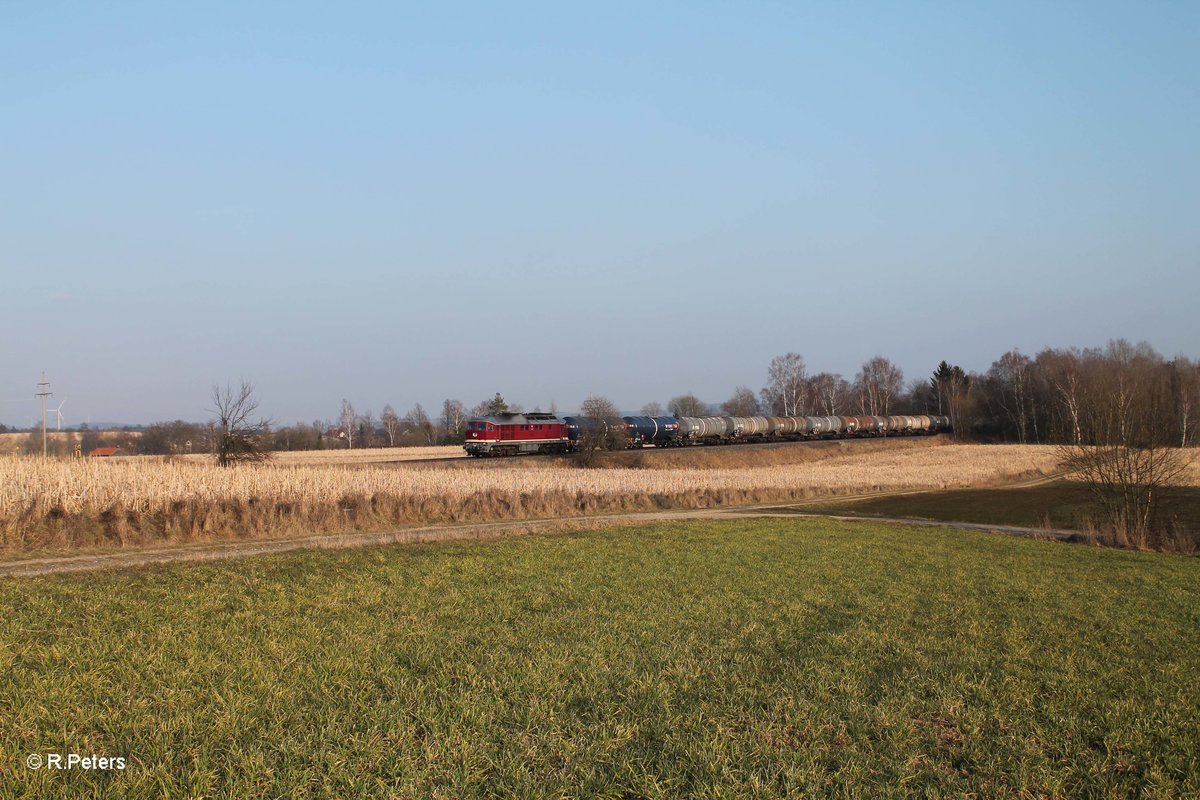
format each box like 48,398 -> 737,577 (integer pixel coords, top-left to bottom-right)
35,372 -> 52,458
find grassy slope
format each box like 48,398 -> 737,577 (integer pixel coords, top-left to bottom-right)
799,483 -> 1200,533
1,519 -> 1197,798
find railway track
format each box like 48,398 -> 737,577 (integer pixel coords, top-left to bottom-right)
375,435 -> 942,467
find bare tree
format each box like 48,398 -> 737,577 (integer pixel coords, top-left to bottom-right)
1059,340 -> 1188,546
339,399 -> 356,449
905,377 -> 933,414
271,421 -> 323,452
930,361 -> 971,438
640,401 -> 664,417
947,369 -> 971,439
668,394 -> 706,417
721,386 -> 760,416
440,398 -> 466,442
762,353 -> 807,416
1034,348 -> 1086,445
1170,357 -> 1200,448
810,373 -> 851,416
381,405 -> 402,447
854,356 -> 903,416
987,350 -> 1034,443
210,381 -> 271,467
580,394 -> 620,419
406,403 -> 436,445
79,422 -> 99,456
577,394 -> 624,460
1062,443 -> 1187,546
358,410 -> 377,448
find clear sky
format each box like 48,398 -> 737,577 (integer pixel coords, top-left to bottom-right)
2,2 -> 1197,425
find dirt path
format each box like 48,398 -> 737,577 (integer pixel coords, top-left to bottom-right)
0,508 -> 745,578
0,507 -> 1076,579
0,470 -> 1073,578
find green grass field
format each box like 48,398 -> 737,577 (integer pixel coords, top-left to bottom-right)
2,519 -> 1198,798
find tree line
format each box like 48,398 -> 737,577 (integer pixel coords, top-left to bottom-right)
17,339 -> 1195,457
652,353 -> 913,422
647,342 -> 1197,449
129,393 -> 523,455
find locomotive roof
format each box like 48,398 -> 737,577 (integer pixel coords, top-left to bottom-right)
470,412 -> 563,425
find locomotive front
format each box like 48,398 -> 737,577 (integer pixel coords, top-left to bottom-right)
463,412 -> 570,457
463,418 -> 499,456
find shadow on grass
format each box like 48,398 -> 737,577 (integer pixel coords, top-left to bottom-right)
794,482 -> 1200,546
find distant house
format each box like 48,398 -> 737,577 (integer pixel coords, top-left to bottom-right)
88,447 -> 123,458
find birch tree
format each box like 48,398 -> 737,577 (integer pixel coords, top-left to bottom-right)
381,405 -> 402,447
810,373 -> 851,416
762,353 -> 807,416
987,350 -> 1033,443
854,356 -> 903,416
339,399 -> 356,449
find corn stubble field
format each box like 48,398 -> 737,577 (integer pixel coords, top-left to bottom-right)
2,518 -> 1197,798
0,441 -> 1070,553
249,446 -> 465,465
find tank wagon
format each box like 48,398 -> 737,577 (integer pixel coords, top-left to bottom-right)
562,416 -> 628,447
465,408 -> 950,456
621,416 -> 681,446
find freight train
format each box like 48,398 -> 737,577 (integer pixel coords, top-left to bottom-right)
463,411 -> 951,457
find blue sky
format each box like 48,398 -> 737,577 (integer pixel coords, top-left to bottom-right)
2,2 -> 1197,424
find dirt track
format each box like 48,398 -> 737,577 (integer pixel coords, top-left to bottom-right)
0,471 -> 1073,578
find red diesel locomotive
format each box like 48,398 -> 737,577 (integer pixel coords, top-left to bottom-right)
463,412 -> 570,457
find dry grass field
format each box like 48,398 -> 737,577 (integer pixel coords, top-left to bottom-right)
0,442 -> 1071,553
516,436 -> 954,471
268,445 -> 463,464
0,432 -> 462,463
181,445 -> 464,466
1187,455 -> 1200,486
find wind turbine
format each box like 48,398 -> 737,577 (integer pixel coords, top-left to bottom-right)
49,398 -> 65,431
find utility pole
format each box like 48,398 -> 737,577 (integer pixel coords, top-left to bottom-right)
35,372 -> 52,458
